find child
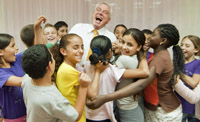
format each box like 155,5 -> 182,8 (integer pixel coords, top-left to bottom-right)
142,29 -> 153,61
54,21 -> 68,40
113,24 -> 127,40
20,24 -> 35,47
139,29 -> 153,112
50,34 -> 94,122
175,35 -> 200,121
43,23 -> 58,48
33,16 -> 59,49
0,16 -> 48,122
111,24 -> 127,64
87,24 -> 185,122
21,44 -> 90,122
85,35 -> 149,122
114,28 -> 146,122
0,34 -> 26,122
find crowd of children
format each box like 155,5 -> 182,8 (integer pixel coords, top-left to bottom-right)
1,2 -> 200,122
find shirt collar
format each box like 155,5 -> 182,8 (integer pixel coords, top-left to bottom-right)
88,24 -> 106,34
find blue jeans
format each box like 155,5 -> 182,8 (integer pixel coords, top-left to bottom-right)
182,113 -> 200,122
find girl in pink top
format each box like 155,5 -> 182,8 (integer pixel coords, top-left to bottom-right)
85,35 -> 149,122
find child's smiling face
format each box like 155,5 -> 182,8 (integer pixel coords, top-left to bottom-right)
121,34 -> 141,56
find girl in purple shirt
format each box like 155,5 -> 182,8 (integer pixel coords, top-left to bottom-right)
0,34 -> 26,122
176,35 -> 200,122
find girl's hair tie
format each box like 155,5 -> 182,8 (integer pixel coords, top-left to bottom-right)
92,47 -> 101,56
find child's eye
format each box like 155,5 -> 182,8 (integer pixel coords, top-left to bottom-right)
186,45 -> 190,48
73,45 -> 80,50
73,46 -> 78,50
127,43 -> 133,46
115,32 -> 119,35
44,33 -> 49,35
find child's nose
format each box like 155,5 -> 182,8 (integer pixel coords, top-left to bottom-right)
79,48 -> 84,53
122,44 -> 128,49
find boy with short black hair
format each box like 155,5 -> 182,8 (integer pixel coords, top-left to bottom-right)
21,44 -> 90,122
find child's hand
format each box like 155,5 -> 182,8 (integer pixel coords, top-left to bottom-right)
174,74 -> 180,84
79,72 -> 91,88
34,16 -> 46,29
86,95 -> 108,109
112,41 -> 118,51
95,62 -> 107,73
34,16 -> 47,45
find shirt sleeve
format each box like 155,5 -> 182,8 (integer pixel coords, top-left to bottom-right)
69,24 -> 80,34
52,96 -> 78,122
194,60 -> 200,75
21,74 -> 29,89
111,65 -> 126,82
116,55 -> 138,69
110,33 -> 117,42
115,56 -> 125,69
0,52 -> 24,88
0,70 -> 11,88
174,80 -> 200,104
16,52 -> 23,65
149,56 -> 164,75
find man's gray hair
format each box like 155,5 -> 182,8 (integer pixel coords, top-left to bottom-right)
95,2 -> 113,14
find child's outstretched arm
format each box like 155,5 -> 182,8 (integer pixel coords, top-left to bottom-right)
180,73 -> 200,88
87,66 -> 156,109
87,62 -> 106,99
174,78 -> 200,104
122,58 -> 149,79
74,72 -> 91,121
34,16 -> 47,45
4,76 -> 23,87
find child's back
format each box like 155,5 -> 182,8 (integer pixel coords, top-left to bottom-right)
22,74 -> 78,122
84,62 -> 125,122
21,44 -> 79,122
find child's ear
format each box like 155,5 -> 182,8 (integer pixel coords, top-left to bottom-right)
160,38 -> 167,45
60,48 -> 67,56
47,61 -> 53,72
136,45 -> 142,52
194,48 -> 199,54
